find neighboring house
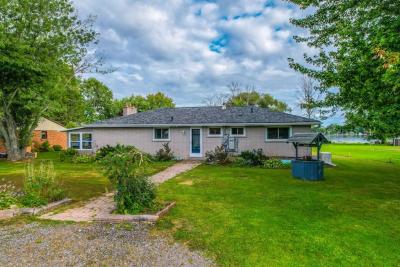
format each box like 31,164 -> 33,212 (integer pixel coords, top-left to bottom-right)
0,118 -> 67,155
66,106 -> 320,159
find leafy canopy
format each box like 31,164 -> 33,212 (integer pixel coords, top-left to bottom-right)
288,0 -> 400,139
114,92 -> 175,114
0,0 -> 97,159
81,78 -> 115,123
226,91 -> 291,112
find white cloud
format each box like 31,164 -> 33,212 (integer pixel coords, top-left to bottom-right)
74,0 -> 322,115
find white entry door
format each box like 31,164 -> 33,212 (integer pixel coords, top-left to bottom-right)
190,128 -> 202,157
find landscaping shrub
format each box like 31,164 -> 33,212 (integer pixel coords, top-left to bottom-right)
59,148 -> 78,162
232,157 -> 249,167
263,159 -> 291,169
39,141 -> 53,152
21,161 -> 65,207
95,144 -> 138,160
72,154 -> 95,163
155,143 -> 175,161
99,146 -> 156,214
20,192 -> 47,207
32,141 -> 41,153
52,144 -> 63,151
239,149 -> 268,166
205,146 -> 231,165
0,180 -> 18,209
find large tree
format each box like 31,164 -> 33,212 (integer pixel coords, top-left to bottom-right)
288,0 -> 400,140
0,0 -> 97,160
114,92 -> 175,115
81,78 -> 115,123
225,83 -> 291,112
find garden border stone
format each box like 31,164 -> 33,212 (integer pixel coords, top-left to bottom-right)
0,198 -> 71,220
94,202 -> 176,223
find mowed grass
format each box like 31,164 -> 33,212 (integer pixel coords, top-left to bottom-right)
0,152 -> 174,202
156,144 -> 400,266
323,143 -> 400,164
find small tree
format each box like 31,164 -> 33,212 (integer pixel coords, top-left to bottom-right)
99,146 -> 156,214
296,76 -> 330,120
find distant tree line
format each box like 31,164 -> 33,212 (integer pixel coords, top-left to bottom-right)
45,77 -> 175,128
203,82 -> 291,112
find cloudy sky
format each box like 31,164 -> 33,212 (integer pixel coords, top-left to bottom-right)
74,0 -> 340,124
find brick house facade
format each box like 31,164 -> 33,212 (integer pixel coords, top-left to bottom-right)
0,118 -> 67,154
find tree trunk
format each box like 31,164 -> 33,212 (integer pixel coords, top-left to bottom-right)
0,106 -> 39,161
0,117 -> 26,161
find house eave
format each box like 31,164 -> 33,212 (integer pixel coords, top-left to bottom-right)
65,121 -> 320,131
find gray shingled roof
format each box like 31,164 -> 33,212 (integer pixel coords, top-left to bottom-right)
71,106 -> 320,129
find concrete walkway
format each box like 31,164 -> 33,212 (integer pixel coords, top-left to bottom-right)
151,160 -> 201,184
40,161 -> 201,222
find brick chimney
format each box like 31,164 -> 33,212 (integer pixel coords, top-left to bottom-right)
123,105 -> 137,116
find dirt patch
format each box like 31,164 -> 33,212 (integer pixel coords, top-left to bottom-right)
179,180 -> 194,186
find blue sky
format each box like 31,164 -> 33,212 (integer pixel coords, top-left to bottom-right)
74,0 -> 343,125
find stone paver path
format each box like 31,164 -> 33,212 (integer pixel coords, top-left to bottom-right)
151,160 -> 201,184
40,161 -> 201,222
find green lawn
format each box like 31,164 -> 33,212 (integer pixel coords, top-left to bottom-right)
156,144 -> 400,266
0,152 -> 174,202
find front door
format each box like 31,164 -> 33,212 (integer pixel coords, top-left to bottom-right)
190,128 -> 202,157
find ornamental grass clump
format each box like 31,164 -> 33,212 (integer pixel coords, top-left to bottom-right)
22,161 -> 65,207
99,146 -> 156,214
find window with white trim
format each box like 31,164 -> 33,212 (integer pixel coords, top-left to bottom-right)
266,127 -> 290,140
208,127 -> 222,136
230,127 -> 245,136
69,133 -> 92,149
82,133 -> 93,149
154,128 -> 169,140
70,133 -> 81,149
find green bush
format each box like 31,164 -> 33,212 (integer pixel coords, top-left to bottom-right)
239,149 -> 268,166
263,159 -> 291,169
95,144 -> 137,160
232,157 -> 249,167
59,148 -> 78,162
155,143 -> 175,161
99,146 -> 156,214
116,175 -> 156,214
32,141 -> 41,153
20,192 -> 47,207
0,181 -> 18,209
205,146 -> 231,165
72,154 -> 95,163
39,141 -> 53,152
52,144 -> 63,151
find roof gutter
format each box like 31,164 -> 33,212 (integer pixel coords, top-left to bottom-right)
64,121 -> 320,131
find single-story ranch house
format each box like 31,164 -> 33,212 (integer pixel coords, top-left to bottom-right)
66,106 -> 320,159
